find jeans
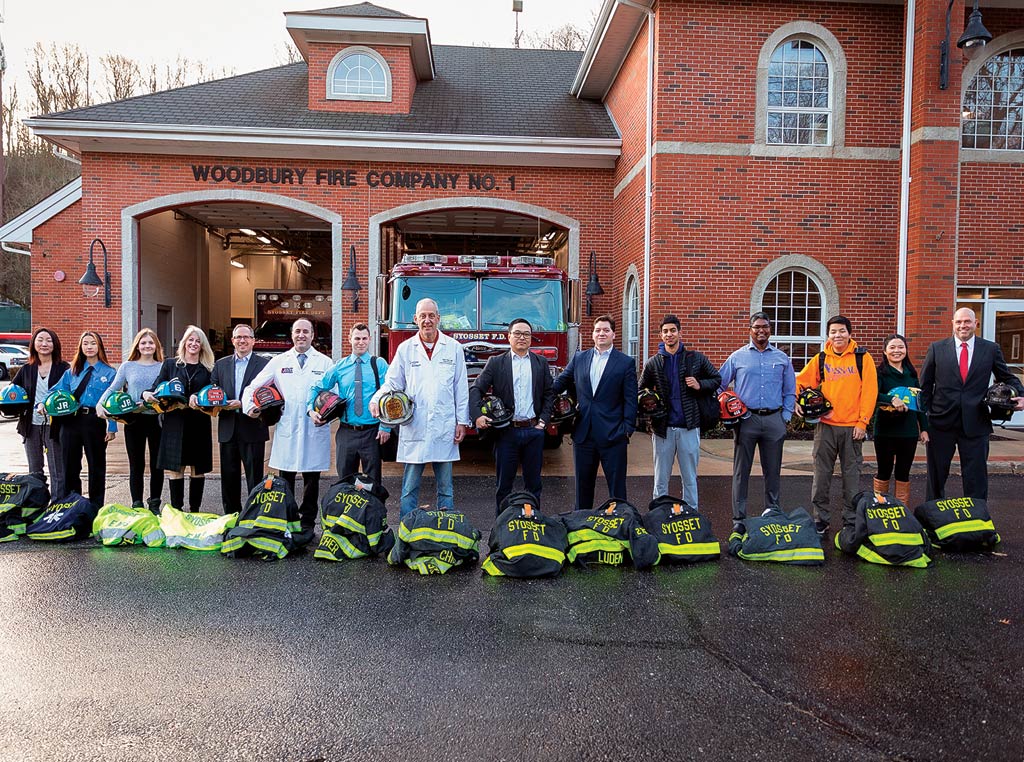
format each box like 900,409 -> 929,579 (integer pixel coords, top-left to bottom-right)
653,426 -> 700,506
400,461 -> 454,518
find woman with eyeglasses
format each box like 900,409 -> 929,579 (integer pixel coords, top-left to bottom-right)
49,331 -> 118,505
12,328 -> 70,498
143,326 -> 213,512
98,328 -> 166,512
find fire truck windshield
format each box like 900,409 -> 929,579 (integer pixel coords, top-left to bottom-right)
392,277 -> 564,331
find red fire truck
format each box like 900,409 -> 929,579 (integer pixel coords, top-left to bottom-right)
376,253 -> 581,444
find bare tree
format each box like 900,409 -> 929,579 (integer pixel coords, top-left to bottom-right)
524,22 -> 590,52
28,41 -> 91,114
100,53 -> 142,102
274,42 -> 303,66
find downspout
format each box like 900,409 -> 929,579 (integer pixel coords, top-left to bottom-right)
1,242 -> 31,255
618,0 -> 654,360
897,0 -> 915,335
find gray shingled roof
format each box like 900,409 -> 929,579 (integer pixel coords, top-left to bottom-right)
39,46 -> 617,140
288,3 -> 414,18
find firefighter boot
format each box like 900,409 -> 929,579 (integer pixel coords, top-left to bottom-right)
168,478 -> 185,510
873,477 -> 890,496
147,497 -> 162,515
189,477 -> 206,513
894,480 -> 912,507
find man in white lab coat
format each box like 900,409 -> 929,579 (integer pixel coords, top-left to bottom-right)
243,318 -> 333,530
370,298 -> 470,518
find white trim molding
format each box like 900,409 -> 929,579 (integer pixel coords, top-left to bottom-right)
120,189 -> 343,355
749,254 -> 840,320
0,177 -> 82,244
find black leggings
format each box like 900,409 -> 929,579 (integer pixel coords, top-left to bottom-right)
61,412 -> 108,505
874,436 -> 918,482
124,414 -> 163,504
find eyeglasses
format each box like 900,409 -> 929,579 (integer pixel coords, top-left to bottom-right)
510,331 -> 532,339
751,325 -> 771,332
233,335 -> 254,340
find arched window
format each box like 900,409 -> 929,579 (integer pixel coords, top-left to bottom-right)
327,47 -> 392,101
962,47 -> 1024,150
766,39 -> 831,145
760,269 -> 825,369
624,274 -> 640,360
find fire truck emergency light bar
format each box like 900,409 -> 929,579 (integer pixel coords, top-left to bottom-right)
510,256 -> 555,267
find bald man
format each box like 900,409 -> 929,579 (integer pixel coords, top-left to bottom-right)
920,307 -> 1024,500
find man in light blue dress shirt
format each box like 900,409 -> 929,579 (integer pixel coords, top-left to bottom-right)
718,312 -> 796,532
310,323 -> 391,489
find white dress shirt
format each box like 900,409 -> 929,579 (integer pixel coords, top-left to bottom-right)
590,347 -> 612,392
511,351 -> 535,420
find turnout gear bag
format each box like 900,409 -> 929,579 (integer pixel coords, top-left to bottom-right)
728,506 -> 825,565
835,491 -> 932,568
92,503 -> 163,547
388,508 -> 481,575
26,492 -> 98,542
222,475 -> 305,560
159,505 -> 237,552
915,496 -> 1000,552
315,474 -> 394,561
562,498 -> 661,570
643,495 -> 721,564
482,491 -> 569,578
0,472 -> 51,541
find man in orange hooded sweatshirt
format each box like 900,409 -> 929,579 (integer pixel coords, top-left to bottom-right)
796,315 -> 879,537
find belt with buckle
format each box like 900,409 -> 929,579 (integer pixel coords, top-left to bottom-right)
512,418 -> 538,428
751,407 -> 782,416
78,406 -> 96,416
339,421 -> 378,431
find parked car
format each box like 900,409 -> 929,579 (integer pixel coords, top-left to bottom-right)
0,344 -> 29,380
253,320 -> 332,355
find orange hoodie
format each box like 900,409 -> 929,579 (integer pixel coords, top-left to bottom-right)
795,338 -> 878,429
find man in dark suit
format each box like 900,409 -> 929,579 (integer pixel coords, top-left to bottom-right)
920,307 -> 1024,501
211,324 -> 270,514
470,318 -> 555,514
554,314 -> 638,511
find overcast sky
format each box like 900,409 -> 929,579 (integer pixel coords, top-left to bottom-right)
2,0 -> 602,102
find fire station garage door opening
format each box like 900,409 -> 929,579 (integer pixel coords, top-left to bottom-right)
137,203 -> 332,358
377,208 -> 574,369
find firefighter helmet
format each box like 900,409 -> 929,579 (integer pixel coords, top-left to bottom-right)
550,391 -> 577,424
480,394 -> 513,429
252,381 -> 285,426
377,390 -> 414,426
101,391 -> 140,423
718,390 -> 750,427
153,378 -> 188,412
313,389 -> 346,424
985,382 -> 1017,422
797,387 -> 832,425
637,388 -> 667,419
43,389 -> 80,417
0,384 -> 31,419
195,384 -> 228,416
878,385 -> 922,413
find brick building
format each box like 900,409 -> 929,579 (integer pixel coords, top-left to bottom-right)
2,1 -> 1022,424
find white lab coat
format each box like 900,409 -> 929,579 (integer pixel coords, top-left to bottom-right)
241,347 -> 333,472
370,331 -> 470,464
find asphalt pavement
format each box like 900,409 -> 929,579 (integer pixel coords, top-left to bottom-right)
1,472 -> 1022,762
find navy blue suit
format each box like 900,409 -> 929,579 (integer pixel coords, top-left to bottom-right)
554,348 -> 638,510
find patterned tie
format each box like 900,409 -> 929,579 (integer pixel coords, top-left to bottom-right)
298,352 -> 306,370
354,357 -> 364,416
959,342 -> 968,383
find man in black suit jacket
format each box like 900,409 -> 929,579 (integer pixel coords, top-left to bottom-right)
470,318 -> 555,514
210,324 -> 270,513
554,314 -> 638,511
920,307 -> 1024,500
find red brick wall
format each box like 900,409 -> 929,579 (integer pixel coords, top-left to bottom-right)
655,1 -> 905,148
606,19 -> 650,187
32,154 -> 614,358
306,42 -> 415,114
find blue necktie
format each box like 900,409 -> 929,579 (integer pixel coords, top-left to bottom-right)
297,353 -> 306,370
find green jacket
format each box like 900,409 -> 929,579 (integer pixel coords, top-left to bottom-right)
873,363 -> 929,438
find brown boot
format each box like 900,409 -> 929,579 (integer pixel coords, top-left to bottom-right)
873,477 -> 890,495
894,480 -> 911,507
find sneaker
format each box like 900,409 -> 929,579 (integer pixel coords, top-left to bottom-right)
814,520 -> 829,537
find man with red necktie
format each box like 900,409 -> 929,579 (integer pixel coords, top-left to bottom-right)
920,307 -> 1024,500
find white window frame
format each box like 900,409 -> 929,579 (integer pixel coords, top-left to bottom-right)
961,31 -> 1024,156
623,270 -> 640,361
755,22 -> 847,153
326,46 -> 392,102
765,38 -> 833,147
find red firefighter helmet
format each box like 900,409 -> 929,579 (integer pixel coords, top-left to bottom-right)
718,390 -> 750,427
